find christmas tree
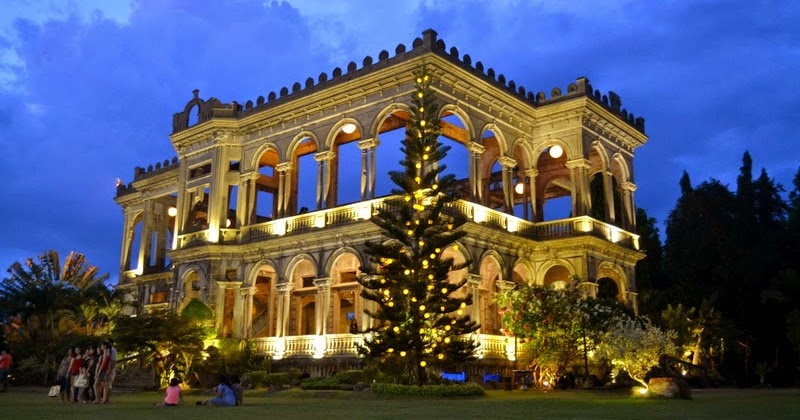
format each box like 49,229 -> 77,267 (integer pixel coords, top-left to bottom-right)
357,65 -> 479,385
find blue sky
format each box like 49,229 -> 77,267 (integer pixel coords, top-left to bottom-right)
1,0 -> 798,283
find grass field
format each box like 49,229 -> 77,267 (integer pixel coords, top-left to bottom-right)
0,387 -> 798,419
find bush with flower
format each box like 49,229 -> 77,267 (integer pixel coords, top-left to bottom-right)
496,280 -> 629,385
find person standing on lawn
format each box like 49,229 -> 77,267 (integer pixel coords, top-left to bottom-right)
0,349 -> 12,392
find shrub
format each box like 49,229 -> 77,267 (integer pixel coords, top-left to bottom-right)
245,371 -> 267,388
300,377 -> 353,390
264,372 -> 290,387
371,382 -> 484,397
332,370 -> 365,385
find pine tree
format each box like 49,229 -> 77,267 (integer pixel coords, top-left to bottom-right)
357,65 -> 479,385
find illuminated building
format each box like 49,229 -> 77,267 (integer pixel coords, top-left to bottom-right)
115,29 -> 646,373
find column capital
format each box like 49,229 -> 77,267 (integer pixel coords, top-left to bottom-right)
497,156 -> 517,168
524,168 -> 539,178
313,277 -> 332,288
466,141 -> 486,155
275,281 -> 294,293
357,138 -> 379,150
276,162 -> 293,173
239,286 -> 257,297
621,181 -> 637,192
496,279 -> 517,291
241,171 -> 261,182
565,158 -> 591,170
466,273 -> 483,286
314,150 -> 335,162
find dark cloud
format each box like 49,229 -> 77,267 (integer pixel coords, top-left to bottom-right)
0,0 -> 797,279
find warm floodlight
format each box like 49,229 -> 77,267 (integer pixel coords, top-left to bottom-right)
549,145 -> 563,158
167,207 -> 178,217
514,182 -> 524,195
341,122 -> 357,134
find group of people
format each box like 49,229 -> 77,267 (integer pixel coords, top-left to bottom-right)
56,340 -> 116,403
157,375 -> 243,407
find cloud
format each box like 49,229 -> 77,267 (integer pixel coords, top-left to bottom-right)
0,0 -> 797,276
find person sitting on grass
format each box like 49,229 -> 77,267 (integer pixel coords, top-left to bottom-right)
197,375 -> 236,407
155,378 -> 183,406
230,374 -> 243,406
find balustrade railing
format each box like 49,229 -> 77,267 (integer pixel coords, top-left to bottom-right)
176,197 -> 638,250
249,333 -> 509,359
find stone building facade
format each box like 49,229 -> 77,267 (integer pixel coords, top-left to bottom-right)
114,29 -> 646,373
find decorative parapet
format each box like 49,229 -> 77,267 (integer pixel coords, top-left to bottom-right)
115,156 -> 180,198
171,29 -> 644,135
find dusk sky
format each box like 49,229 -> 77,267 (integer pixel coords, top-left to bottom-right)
1,0 -> 798,283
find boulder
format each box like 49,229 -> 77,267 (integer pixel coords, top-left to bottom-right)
647,377 -> 691,399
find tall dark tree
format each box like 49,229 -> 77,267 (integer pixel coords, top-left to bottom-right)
664,175 -> 737,307
357,66 -> 479,385
634,207 -> 668,319
787,167 -> 800,269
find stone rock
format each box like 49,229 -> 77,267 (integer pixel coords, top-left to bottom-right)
353,381 -> 368,391
647,377 -> 692,399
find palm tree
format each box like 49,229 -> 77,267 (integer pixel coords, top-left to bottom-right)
0,250 -> 109,384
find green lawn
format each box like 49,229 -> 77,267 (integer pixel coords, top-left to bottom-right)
1,387 -> 798,419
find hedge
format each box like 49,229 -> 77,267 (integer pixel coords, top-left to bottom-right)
371,382 -> 485,397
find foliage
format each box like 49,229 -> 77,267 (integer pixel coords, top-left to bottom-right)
0,250 -> 112,384
661,155 -> 799,384
112,310 -> 206,385
300,377 -> 354,390
598,317 -> 677,389
660,297 -> 730,366
195,338 -> 261,376
497,281 -> 628,383
357,65 -> 478,385
371,382 -> 484,396
331,369 -> 366,384
634,207 -> 669,319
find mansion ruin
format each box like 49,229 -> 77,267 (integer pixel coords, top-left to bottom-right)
115,29 -> 647,373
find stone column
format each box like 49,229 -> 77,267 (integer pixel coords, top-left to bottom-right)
466,274 -> 482,332
566,159 -> 591,217
578,280 -> 598,298
239,172 -> 260,226
275,162 -> 293,218
621,181 -> 637,230
626,291 -> 639,316
466,142 -> 486,203
274,282 -> 294,338
602,171 -> 616,224
358,274 -> 376,329
313,278 -> 332,335
214,282 -> 227,336
525,169 -> 538,222
238,286 -> 257,338
313,151 -> 334,210
137,202 -> 153,273
498,156 -> 516,214
357,138 -> 379,200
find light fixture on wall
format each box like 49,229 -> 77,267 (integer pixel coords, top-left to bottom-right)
549,145 -> 563,158
167,206 -> 178,217
341,122 -> 357,134
514,182 -> 524,195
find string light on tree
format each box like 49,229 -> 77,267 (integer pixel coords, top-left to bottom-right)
356,65 -> 479,385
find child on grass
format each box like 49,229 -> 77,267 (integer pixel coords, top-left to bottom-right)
155,378 -> 183,406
